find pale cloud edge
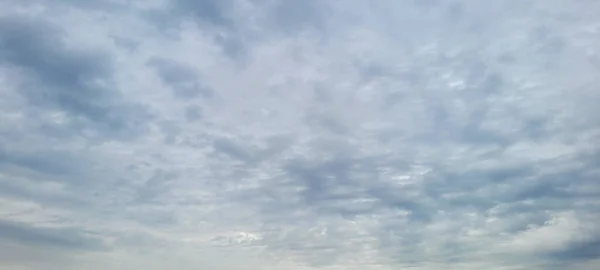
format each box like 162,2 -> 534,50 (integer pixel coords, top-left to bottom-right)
0,0 -> 599,269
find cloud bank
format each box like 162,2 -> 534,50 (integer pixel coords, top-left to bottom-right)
0,0 -> 599,269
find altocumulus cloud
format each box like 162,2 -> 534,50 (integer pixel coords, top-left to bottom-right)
0,0 -> 599,269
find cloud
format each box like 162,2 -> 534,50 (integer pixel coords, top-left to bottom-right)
553,237 -> 600,262
0,0 -> 599,270
147,57 -> 214,99
0,220 -> 106,251
0,14 -> 152,141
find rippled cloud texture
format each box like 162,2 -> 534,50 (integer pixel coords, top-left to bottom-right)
1,1 -> 599,269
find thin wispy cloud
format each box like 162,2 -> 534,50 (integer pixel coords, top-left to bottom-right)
0,1 -> 599,269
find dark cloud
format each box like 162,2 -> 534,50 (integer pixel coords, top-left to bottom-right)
208,134 -> 295,166
110,35 -> 139,52
184,105 -> 203,122
0,179 -> 90,210
551,237 -> 600,262
170,0 -> 331,34
264,0 -> 331,33
145,0 -> 331,59
147,57 -> 214,99
212,137 -> 257,164
0,15 -> 151,140
172,0 -> 235,29
141,0 -> 248,59
136,169 -> 179,203
0,147 -> 80,177
0,220 -> 106,251
305,113 -> 350,135
4,0 -> 121,12
0,16 -> 111,95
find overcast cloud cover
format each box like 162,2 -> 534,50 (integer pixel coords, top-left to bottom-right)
0,0 -> 599,269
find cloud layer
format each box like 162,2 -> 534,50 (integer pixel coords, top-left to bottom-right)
1,0 -> 599,269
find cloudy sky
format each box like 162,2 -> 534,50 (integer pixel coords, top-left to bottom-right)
0,0 -> 599,269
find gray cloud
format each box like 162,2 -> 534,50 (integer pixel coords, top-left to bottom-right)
552,237 -> 600,262
172,0 -> 234,28
147,57 -> 214,99
264,0 -> 331,33
0,0 -> 599,270
0,220 -> 106,251
0,15 -> 151,140
184,105 -> 203,122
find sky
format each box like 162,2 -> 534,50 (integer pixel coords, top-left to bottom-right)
0,0 -> 599,269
